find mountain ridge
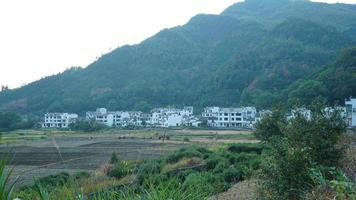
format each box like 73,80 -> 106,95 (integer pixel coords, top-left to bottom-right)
1,0 -> 356,114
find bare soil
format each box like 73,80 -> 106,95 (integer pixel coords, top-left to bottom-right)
1,135 -> 183,187
209,180 -> 257,200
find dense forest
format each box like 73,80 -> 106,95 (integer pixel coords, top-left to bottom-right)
0,0 -> 356,114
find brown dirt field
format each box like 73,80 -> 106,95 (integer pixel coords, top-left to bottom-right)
1,135 -> 184,187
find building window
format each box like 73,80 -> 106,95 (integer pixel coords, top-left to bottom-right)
224,118 -> 228,121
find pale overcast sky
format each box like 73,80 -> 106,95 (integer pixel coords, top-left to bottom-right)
0,0 -> 355,89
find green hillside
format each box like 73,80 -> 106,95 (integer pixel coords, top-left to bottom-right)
1,0 -> 356,114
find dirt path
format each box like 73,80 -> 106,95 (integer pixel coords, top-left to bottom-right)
209,180 -> 257,200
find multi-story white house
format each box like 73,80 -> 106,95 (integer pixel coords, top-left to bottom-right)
86,108 -> 143,127
202,107 -> 220,126
216,108 -> 250,128
202,107 -> 257,128
345,98 -> 356,127
149,106 -> 195,127
42,113 -> 78,128
86,108 -> 114,127
85,106 -> 199,128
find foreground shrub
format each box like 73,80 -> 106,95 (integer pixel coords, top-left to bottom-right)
183,172 -> 228,196
109,152 -> 119,164
227,144 -> 263,154
109,161 -> 132,179
136,159 -> 162,184
259,137 -> 313,199
222,166 -> 243,183
19,172 -> 71,192
309,166 -> 356,199
256,103 -> 348,200
206,154 -> 229,170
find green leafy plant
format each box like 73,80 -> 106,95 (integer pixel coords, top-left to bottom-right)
109,152 -> 119,164
0,157 -> 18,200
34,180 -> 50,200
108,161 -> 132,179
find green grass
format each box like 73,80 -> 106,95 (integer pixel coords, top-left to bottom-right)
0,130 -> 48,144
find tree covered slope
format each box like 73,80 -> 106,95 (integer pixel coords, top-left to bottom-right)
1,0 -> 356,114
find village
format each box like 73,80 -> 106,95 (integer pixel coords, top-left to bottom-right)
41,98 -> 356,129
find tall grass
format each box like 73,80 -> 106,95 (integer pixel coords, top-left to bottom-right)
0,157 -> 18,200
34,180 -> 50,200
91,179 -> 206,200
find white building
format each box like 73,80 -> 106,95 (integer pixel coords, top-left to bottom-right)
86,108 -> 114,127
202,107 -> 257,128
216,108 -> 250,128
165,113 -> 183,127
149,106 -> 195,127
85,106 -> 199,128
86,108 -> 143,127
42,113 -> 78,128
288,108 -> 312,121
345,98 -> 356,127
202,107 -> 220,126
324,106 -> 346,119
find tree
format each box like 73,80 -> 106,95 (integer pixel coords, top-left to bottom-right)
257,103 -> 347,199
254,107 -> 286,142
0,112 -> 22,132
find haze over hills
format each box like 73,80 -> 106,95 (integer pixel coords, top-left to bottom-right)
0,0 -> 356,114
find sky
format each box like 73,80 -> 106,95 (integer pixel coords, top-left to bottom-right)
0,0 -> 355,89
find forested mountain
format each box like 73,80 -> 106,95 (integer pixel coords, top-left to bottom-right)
1,0 -> 356,114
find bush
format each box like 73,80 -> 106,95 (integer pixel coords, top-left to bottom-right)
213,161 -> 230,174
222,166 -> 243,183
37,172 -> 70,188
108,161 -> 132,179
109,152 -> 119,164
256,104 -> 348,199
206,154 -> 229,170
227,144 -> 263,154
259,137 -> 313,199
137,160 -> 162,184
183,172 -> 228,196
73,171 -> 90,180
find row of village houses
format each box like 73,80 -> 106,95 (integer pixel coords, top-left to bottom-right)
42,98 -> 356,129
